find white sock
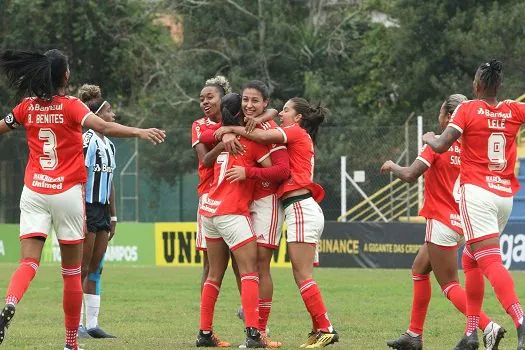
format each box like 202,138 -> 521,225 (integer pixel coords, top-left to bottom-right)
79,300 -> 85,327
84,294 -> 101,330
406,330 -> 420,337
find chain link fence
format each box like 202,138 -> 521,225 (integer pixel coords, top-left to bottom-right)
0,118 -> 433,224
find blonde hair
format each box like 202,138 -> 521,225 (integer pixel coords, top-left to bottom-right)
205,75 -> 231,96
78,84 -> 102,102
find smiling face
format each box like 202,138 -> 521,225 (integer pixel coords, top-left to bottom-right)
278,100 -> 301,127
242,88 -> 267,118
200,86 -> 221,119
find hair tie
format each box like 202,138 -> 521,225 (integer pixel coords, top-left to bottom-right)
485,62 -> 490,67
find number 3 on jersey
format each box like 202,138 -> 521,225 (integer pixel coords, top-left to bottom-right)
39,128 -> 58,170
488,132 -> 507,172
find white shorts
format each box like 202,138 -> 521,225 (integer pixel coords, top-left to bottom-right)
196,194 -> 208,251
250,194 -> 284,249
20,185 -> 85,244
201,215 -> 256,251
460,184 -> 513,243
284,196 -> 324,244
425,219 -> 464,248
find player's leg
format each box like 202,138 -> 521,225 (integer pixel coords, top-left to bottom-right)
85,229 -> 115,338
285,197 -> 337,349
456,185 -> 521,349
196,194 -> 210,293
1,186 -> 50,345
196,216 -> 231,348
387,243 -> 430,350
78,225 -> 95,337
427,220 -> 505,350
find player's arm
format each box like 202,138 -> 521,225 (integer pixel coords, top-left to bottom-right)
422,126 -> 461,153
202,142 -> 225,168
0,120 -> 12,136
109,183 -> 117,241
225,148 -> 290,184
380,159 -> 428,184
215,126 -> 285,145
244,108 -> 279,133
84,114 -> 165,144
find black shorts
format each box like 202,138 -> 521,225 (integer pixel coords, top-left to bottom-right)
85,203 -> 111,234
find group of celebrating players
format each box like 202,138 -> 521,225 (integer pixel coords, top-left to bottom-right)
0,46 -> 523,350
383,60 -> 525,350
191,77 -> 338,348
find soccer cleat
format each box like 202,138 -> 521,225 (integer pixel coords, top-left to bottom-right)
300,331 -> 318,348
453,330 -> 479,350
260,332 -> 281,348
64,345 -> 84,350
482,322 -> 505,350
517,322 -> 525,350
77,325 -> 92,339
305,330 -> 339,348
242,327 -> 265,348
386,332 -> 422,350
86,326 -> 117,338
196,330 -> 232,347
0,304 -> 16,345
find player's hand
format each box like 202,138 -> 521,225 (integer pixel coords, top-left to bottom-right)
422,131 -> 436,145
140,128 -> 166,145
225,166 -> 247,183
214,126 -> 232,140
380,160 -> 394,173
109,221 -> 117,241
244,116 -> 262,133
223,133 -> 244,155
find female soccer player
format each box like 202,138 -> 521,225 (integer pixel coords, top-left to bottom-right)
382,94 -> 504,350
423,60 -> 525,350
222,80 -> 289,338
196,93 -> 288,348
215,97 -> 339,348
77,84 -> 118,339
192,75 -> 233,291
0,49 -> 165,350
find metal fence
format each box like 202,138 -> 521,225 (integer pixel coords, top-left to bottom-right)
0,119 -> 429,223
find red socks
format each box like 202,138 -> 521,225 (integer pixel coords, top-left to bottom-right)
241,273 -> 260,329
441,281 -> 490,330
408,273 -> 431,335
200,280 -> 220,331
62,264 -> 82,348
5,258 -> 40,305
299,279 -> 332,332
258,299 -> 272,332
475,245 -> 523,327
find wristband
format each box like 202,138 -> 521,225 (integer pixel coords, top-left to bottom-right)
111,216 -> 118,222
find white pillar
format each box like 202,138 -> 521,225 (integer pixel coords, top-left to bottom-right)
417,115 -> 424,211
341,156 -> 347,222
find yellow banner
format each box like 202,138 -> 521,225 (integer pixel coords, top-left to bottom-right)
154,222 -> 291,267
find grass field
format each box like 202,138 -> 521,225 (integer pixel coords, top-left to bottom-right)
0,264 -> 524,349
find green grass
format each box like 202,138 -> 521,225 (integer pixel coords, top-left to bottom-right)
0,264 -> 524,349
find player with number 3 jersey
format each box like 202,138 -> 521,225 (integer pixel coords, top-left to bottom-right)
424,60 -> 525,350
0,49 -> 165,350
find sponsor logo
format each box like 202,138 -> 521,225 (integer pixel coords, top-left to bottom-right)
5,113 -> 14,125
83,131 -> 94,148
501,233 -> 525,269
477,107 -> 512,119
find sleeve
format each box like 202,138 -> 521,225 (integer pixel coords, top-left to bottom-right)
253,143 -> 272,164
448,102 -> 468,134
276,125 -> 301,144
245,148 -> 290,182
199,128 -> 217,146
82,131 -> 96,167
509,100 -> 525,123
191,121 -> 201,148
69,98 -> 92,126
416,145 -> 436,167
7,100 -> 27,128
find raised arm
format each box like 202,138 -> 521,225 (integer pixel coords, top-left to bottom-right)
422,127 -> 461,154
244,148 -> 290,182
244,108 -> 279,133
215,126 -> 285,145
84,114 -> 165,144
0,119 -> 13,136
380,159 -> 429,184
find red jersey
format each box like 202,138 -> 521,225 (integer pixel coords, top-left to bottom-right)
276,124 -> 325,202
417,141 -> 462,233
200,137 -> 271,217
449,99 -> 525,196
191,117 -> 219,196
11,96 -> 91,194
253,120 -> 286,201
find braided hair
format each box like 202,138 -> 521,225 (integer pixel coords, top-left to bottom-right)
476,59 -> 503,97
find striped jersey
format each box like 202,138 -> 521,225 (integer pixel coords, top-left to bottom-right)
83,129 -> 116,204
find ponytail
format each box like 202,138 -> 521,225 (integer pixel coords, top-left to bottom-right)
289,97 -> 327,144
221,93 -> 242,126
0,49 -> 68,101
477,59 -> 503,96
